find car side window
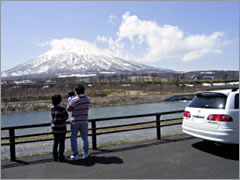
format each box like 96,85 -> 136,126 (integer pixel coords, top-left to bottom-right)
235,94 -> 239,109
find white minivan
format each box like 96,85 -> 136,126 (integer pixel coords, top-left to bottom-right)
182,88 -> 239,144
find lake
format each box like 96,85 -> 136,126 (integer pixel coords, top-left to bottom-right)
2,101 -> 189,127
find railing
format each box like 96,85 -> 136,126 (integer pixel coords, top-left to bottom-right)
1,110 -> 184,161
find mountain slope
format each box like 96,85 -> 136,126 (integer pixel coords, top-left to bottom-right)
2,39 -> 173,78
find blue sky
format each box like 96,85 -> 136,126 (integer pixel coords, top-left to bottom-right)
1,1 -> 239,72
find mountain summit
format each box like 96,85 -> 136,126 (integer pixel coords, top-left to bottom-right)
2,38 -> 173,79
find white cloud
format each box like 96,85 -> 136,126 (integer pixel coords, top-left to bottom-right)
97,11 -> 229,63
39,38 -> 114,57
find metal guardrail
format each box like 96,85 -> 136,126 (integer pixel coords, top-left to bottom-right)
1,110 -> 184,161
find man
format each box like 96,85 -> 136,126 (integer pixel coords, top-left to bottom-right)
67,85 -> 90,160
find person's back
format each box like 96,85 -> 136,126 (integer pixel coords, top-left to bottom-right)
68,94 -> 90,123
51,104 -> 69,133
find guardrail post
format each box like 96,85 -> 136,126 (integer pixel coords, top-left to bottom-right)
9,128 -> 16,161
156,114 -> 161,140
91,120 -> 97,150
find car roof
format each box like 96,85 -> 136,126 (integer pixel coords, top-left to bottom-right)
201,88 -> 239,96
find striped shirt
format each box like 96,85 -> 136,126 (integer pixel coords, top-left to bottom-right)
51,104 -> 69,133
67,94 -> 90,123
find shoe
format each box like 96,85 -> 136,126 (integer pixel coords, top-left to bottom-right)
59,156 -> 66,162
53,156 -> 58,162
81,153 -> 90,159
70,155 -> 80,160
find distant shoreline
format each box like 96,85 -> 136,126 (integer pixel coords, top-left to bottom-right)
1,93 -> 195,114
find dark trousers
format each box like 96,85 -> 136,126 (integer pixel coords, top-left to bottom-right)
53,132 -> 66,161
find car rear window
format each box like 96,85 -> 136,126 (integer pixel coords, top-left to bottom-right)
188,92 -> 227,109
235,94 -> 239,109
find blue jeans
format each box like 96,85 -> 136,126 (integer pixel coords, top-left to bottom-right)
71,122 -> 89,156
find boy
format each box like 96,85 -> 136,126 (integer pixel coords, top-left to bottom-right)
68,91 -> 75,104
51,94 -> 69,162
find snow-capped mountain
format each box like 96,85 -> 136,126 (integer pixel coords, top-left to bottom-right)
2,39 -> 173,79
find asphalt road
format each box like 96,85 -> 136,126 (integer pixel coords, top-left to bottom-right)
1,135 -> 239,179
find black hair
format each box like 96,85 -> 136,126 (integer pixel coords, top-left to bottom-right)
75,85 -> 85,95
68,91 -> 75,97
52,94 -> 62,106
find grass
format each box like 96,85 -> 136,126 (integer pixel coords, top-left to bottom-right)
2,81 -> 238,114
92,89 -> 125,97
97,132 -> 185,148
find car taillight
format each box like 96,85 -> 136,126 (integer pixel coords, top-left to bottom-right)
183,111 -> 191,118
207,114 -> 233,122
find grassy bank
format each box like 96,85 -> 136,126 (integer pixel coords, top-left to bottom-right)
1,80 -> 238,113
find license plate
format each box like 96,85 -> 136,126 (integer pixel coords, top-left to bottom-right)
193,115 -> 204,123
